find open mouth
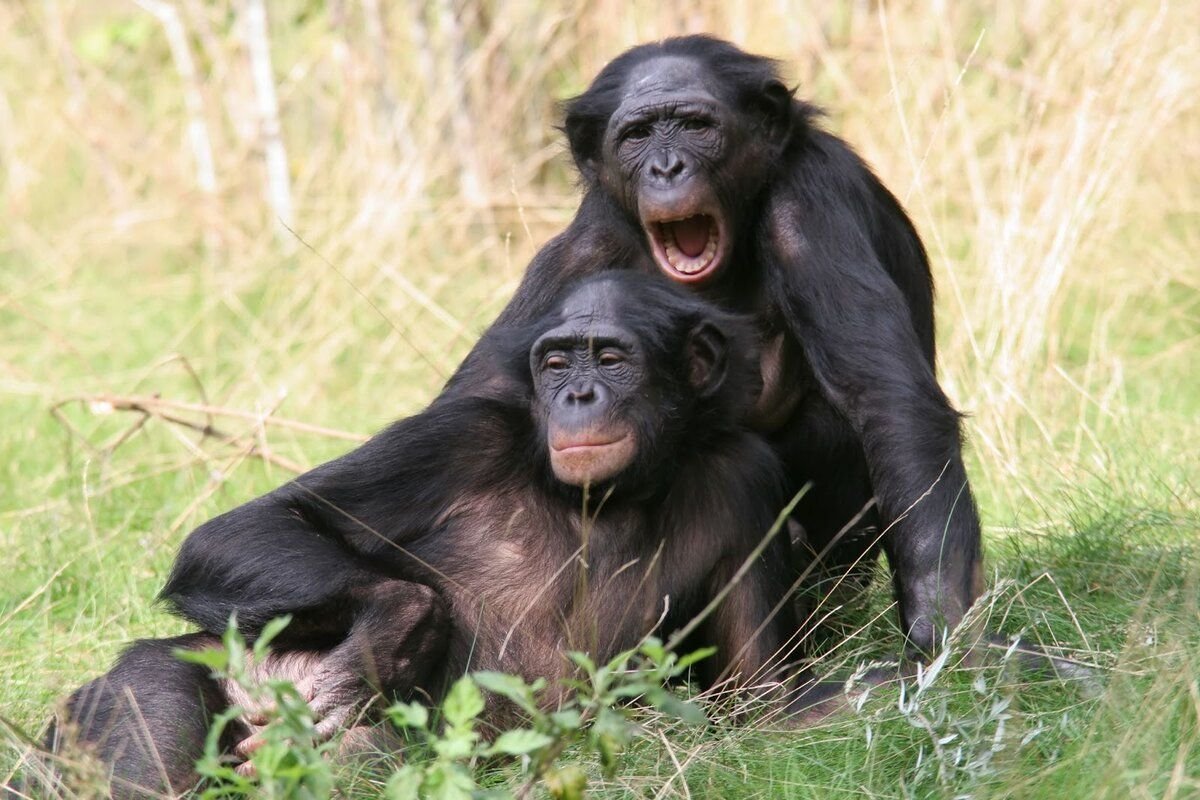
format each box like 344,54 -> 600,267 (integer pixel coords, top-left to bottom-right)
647,214 -> 723,283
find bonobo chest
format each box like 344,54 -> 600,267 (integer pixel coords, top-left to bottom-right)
432,493 -> 719,677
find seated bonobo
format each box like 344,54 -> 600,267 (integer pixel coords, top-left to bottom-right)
25,271 -> 806,798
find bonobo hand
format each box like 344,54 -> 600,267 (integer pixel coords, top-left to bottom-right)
231,580 -> 448,766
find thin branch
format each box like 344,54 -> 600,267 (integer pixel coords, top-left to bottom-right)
53,393 -> 367,442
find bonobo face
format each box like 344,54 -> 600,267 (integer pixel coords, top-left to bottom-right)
602,56 -> 737,286
530,285 -> 641,487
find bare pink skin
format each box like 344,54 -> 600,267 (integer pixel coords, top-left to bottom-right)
548,425 -> 637,485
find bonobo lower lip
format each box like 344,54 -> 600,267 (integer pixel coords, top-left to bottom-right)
550,433 -> 631,453
643,213 -> 725,284
549,430 -> 638,485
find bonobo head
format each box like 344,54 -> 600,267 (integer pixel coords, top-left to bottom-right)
530,272 -> 759,489
564,36 -> 796,287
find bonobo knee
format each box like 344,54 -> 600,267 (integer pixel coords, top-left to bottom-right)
39,633 -> 235,799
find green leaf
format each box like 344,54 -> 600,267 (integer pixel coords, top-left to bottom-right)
386,701 -> 430,730
593,707 -> 633,751
558,678 -> 591,695
609,681 -> 655,699
442,676 -> 485,727
674,646 -> 717,671
485,728 -> 554,756
566,651 -> 596,675
432,727 -> 477,760
549,709 -> 583,731
645,687 -> 708,725
596,732 -> 622,777
639,637 -> 667,664
195,707 -> 248,786
604,646 -> 637,672
385,765 -> 422,799
423,763 -> 476,800
221,616 -> 246,677
173,646 -> 227,671
591,705 -> 634,776
472,671 -> 539,713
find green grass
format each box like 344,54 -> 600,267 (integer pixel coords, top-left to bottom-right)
2,0 -> 1198,797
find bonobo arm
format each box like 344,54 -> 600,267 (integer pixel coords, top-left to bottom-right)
690,437 -> 799,697
764,139 -> 982,655
161,393 -> 523,642
163,198 -> 637,639
703,540 -> 798,697
491,192 -> 646,327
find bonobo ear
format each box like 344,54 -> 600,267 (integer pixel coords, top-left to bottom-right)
563,114 -> 601,182
754,79 -> 795,144
686,321 -> 729,397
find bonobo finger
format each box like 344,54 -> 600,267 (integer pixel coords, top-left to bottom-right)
234,730 -> 267,761
307,671 -> 367,719
308,687 -> 351,721
313,703 -> 355,743
242,707 -> 271,726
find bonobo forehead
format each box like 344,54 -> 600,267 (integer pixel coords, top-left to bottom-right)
559,280 -> 623,321
537,281 -> 633,346
616,55 -> 717,109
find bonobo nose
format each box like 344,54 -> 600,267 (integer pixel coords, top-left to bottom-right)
565,381 -> 597,405
555,381 -> 611,431
649,152 -> 686,183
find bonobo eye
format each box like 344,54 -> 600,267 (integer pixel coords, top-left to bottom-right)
623,124 -> 652,142
597,350 -> 625,368
542,353 -> 569,372
682,118 -> 713,132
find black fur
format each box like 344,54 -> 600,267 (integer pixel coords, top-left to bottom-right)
486,36 -> 982,654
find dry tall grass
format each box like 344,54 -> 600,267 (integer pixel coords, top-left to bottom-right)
1,1 -> 1196,521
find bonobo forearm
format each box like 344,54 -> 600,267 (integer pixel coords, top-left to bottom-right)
160,494 -> 389,640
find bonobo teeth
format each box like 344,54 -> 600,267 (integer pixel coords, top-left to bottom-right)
660,218 -> 719,275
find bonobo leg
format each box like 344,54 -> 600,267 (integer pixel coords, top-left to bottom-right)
21,633 -> 237,800
10,583 -> 447,796
779,405 -> 884,647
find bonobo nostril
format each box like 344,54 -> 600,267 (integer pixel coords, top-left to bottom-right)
649,152 -> 685,181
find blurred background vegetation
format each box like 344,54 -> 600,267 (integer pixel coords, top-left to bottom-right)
1,1 -> 1197,797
